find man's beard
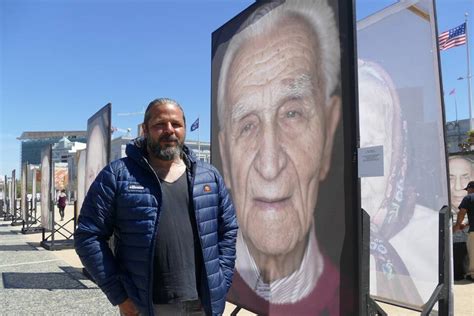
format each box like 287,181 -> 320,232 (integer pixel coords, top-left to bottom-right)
147,135 -> 184,161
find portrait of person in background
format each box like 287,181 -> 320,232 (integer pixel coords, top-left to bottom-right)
85,109 -> 110,195
75,149 -> 86,216
359,59 -> 438,305
215,0 -> 343,313
449,156 -> 473,212
449,155 -> 472,280
40,147 -> 52,229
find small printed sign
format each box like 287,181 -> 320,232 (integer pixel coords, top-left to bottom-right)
358,145 -> 384,177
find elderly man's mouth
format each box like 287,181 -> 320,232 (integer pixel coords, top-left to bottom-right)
253,197 -> 291,211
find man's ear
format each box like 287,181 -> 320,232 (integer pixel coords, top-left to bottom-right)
139,123 -> 145,137
142,123 -> 149,138
319,95 -> 341,181
218,131 -> 232,190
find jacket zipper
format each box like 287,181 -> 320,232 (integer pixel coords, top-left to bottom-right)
189,162 -> 205,252
142,158 -> 162,316
188,162 -> 210,314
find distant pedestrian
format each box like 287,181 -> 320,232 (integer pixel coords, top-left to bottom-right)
454,181 -> 474,281
57,189 -> 67,221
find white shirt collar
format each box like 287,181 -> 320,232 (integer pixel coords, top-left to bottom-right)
235,226 -> 323,304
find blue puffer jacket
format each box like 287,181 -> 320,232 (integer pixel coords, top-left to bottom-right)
74,139 -> 238,316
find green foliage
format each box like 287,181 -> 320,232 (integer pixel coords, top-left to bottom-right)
467,130 -> 474,145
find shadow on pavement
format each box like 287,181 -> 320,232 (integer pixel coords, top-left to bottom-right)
0,231 -> 20,235
0,244 -> 38,251
2,271 -> 89,290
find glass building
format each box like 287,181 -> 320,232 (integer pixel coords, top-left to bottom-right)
18,131 -> 87,166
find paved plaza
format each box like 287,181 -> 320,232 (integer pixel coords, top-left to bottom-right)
0,220 -> 117,315
0,206 -> 472,315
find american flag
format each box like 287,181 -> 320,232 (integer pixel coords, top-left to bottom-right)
438,23 -> 466,51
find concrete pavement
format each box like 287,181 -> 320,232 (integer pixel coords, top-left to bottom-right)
0,205 -> 472,315
0,219 -> 117,315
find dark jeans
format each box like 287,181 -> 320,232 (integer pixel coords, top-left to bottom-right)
153,300 -> 205,316
58,206 -> 65,219
453,242 -> 467,280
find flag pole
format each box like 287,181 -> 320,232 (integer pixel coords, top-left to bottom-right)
198,117 -> 201,161
454,93 -> 458,122
454,93 -> 461,145
466,13 -> 473,131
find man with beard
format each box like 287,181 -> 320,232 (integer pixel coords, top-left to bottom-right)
75,98 -> 238,316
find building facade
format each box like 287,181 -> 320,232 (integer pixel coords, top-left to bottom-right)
18,131 -> 87,167
52,137 -> 87,163
185,140 -> 211,163
111,135 -> 134,161
446,118 -> 473,154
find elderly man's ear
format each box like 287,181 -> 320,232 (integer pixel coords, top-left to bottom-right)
319,95 -> 341,181
218,132 -> 232,190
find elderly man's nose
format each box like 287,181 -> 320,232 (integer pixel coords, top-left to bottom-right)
254,128 -> 287,180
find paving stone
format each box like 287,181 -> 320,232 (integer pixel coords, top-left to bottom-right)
0,220 -> 117,315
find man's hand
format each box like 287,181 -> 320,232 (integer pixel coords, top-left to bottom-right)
119,298 -> 139,316
453,224 -> 461,232
454,208 -> 468,233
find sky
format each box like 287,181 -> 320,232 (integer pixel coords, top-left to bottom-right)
1,0 -> 473,177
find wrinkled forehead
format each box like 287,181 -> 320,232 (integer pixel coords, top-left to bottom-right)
225,15 -> 323,103
449,158 -> 472,174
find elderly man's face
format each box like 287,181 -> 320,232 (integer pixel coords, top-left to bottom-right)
219,17 -> 340,257
449,157 -> 472,209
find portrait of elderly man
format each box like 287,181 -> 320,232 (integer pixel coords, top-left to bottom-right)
212,0 -> 350,314
449,156 -> 474,212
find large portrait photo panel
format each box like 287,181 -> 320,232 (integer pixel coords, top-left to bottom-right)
358,0 -> 449,309
211,1 -> 359,314
40,145 -> 53,230
84,103 -> 111,198
76,149 -> 86,216
21,163 -> 28,221
10,170 -> 16,217
4,175 -> 10,215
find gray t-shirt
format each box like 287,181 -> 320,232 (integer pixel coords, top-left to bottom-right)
152,172 -> 201,304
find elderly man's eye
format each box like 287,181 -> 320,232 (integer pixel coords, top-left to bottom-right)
241,123 -> 254,134
286,110 -> 300,118
233,114 -> 259,138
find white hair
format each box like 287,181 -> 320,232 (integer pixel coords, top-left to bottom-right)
217,0 -> 340,129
